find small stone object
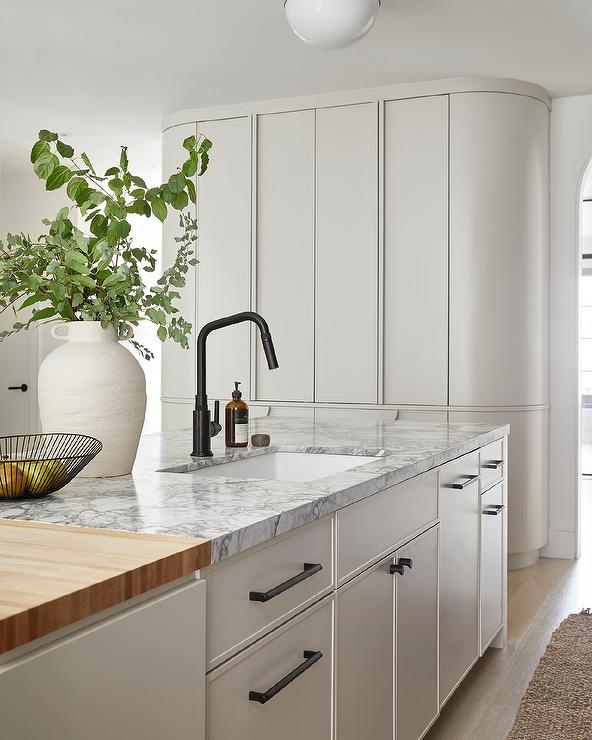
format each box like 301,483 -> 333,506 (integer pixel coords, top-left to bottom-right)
251,433 -> 271,447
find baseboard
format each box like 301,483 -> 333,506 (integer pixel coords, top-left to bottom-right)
541,527 -> 576,559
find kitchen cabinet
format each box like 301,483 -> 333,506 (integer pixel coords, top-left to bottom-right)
255,110 -> 315,402
336,553 -> 394,740
207,598 -> 333,740
481,482 -> 505,651
438,451 -> 480,706
394,526 -> 439,740
315,103 -> 378,403
0,580 -> 206,740
161,122 -> 198,410
449,92 -> 549,408
197,117 -> 252,401
384,95 -> 448,406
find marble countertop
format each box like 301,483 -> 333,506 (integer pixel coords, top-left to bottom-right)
0,417 -> 508,563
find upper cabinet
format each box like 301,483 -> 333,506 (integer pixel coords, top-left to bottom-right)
161,123 -> 198,404
449,93 -> 549,407
315,103 -> 378,403
197,117 -> 252,401
255,111 -> 315,402
383,95 -> 449,406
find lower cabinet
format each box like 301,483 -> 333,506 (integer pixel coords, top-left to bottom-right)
336,525 -> 439,740
481,482 -> 505,651
439,452 -> 480,705
207,598 -> 333,740
395,526 -> 439,740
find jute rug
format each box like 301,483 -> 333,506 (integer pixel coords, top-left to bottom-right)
508,609 -> 592,739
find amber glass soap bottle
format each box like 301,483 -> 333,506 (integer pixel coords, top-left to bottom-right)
225,381 -> 248,448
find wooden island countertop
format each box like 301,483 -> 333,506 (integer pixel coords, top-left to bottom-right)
0,520 -> 211,654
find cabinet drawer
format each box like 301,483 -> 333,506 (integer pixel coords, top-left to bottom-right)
480,482 -> 505,651
480,439 -> 505,491
337,471 -> 438,585
206,517 -> 333,669
207,598 -> 333,740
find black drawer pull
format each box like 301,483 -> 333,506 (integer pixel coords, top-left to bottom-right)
248,650 -> 323,704
7,384 -> 28,392
483,460 -> 504,470
483,504 -> 504,516
249,563 -> 323,603
446,474 -> 480,490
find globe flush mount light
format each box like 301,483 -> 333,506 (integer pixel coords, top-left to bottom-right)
284,0 -> 381,49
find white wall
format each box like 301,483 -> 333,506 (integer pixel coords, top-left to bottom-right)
546,95 -> 592,558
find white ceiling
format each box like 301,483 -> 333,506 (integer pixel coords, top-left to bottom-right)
1,0 -> 591,164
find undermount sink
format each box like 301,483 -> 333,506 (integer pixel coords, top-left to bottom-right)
186,451 -> 377,483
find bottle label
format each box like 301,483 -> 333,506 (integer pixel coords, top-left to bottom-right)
233,408 -> 248,444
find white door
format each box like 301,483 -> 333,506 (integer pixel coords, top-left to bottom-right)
197,117 -> 252,401
0,328 -> 36,435
383,95 -> 448,406
315,103 -> 378,403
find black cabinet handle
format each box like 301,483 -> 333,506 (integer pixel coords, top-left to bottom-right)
249,563 -> 323,603
483,504 -> 504,516
483,460 -> 504,470
446,474 -> 480,490
390,563 -> 405,575
398,558 -> 413,570
7,384 -> 28,392
248,650 -> 323,704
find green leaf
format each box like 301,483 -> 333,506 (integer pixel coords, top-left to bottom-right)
168,173 -> 185,194
145,187 -> 160,202
46,165 -> 72,191
119,147 -> 128,171
31,306 -> 58,321
90,214 -> 108,237
157,325 -> 167,342
151,197 -> 167,222
30,140 -> 49,164
108,178 -> 124,194
182,135 -> 196,151
186,178 -> 196,204
106,200 -> 126,219
104,166 -> 119,176
81,152 -> 96,174
130,175 -> 147,189
161,186 -> 174,204
56,140 -> 74,158
19,293 -> 46,310
33,152 -> 59,180
171,190 -> 188,210
38,129 -> 58,142
115,220 -> 131,239
182,154 -> 197,177
66,176 -> 86,200
199,151 -> 209,176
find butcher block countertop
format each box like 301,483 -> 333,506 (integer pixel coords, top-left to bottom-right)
0,520 -> 210,654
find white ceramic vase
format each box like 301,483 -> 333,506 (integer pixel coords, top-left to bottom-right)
38,321 -> 146,477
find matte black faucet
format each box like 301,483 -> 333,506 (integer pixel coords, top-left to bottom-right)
192,311 -> 279,457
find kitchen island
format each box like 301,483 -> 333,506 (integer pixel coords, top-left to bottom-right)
0,417 -> 509,740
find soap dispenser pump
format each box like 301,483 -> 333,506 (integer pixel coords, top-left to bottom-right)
225,381 -> 249,448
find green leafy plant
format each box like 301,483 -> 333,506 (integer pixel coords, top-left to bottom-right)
0,128 -> 212,359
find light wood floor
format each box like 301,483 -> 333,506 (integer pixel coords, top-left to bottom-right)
426,487 -> 592,740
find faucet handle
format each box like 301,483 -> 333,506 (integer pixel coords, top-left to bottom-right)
210,400 -> 222,438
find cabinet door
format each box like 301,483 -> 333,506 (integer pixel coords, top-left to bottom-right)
161,123 -> 198,405
256,110 -> 315,402
198,117 -> 252,401
336,554 -> 394,740
207,598 -> 333,740
394,526 -> 439,740
316,103 -> 378,403
439,451 -> 480,705
449,92 -> 549,406
384,95 -> 448,406
481,482 -> 505,651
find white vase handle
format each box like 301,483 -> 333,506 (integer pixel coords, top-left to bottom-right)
118,324 -> 134,341
50,324 -> 70,340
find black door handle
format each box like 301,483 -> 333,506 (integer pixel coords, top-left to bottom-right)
249,563 -> 323,603
248,650 -> 323,704
390,563 -> 405,575
446,474 -> 480,490
7,384 -> 28,392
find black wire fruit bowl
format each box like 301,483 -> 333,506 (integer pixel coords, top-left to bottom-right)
0,433 -> 103,499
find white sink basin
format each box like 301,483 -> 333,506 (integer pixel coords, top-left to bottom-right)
188,452 -> 377,482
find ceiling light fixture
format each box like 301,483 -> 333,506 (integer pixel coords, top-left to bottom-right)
285,0 -> 380,49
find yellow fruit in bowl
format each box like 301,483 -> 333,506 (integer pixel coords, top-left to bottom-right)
18,459 -> 68,494
0,462 -> 26,498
